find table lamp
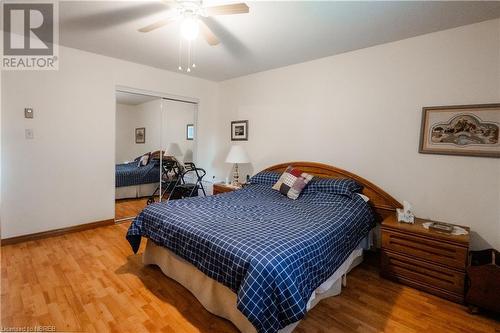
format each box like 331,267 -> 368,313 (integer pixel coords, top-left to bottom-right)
165,142 -> 182,158
225,145 -> 250,186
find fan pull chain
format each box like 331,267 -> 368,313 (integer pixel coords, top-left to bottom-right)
178,38 -> 183,71
178,37 -> 196,73
192,40 -> 196,69
187,40 -> 191,73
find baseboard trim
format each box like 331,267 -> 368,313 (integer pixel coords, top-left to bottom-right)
1,219 -> 115,246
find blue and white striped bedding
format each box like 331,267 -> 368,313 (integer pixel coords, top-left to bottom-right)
126,184 -> 374,332
115,160 -> 160,187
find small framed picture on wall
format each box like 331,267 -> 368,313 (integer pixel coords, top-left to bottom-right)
231,120 -> 248,141
135,127 -> 146,144
186,124 -> 194,140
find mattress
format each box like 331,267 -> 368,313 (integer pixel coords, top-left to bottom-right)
115,183 -> 159,200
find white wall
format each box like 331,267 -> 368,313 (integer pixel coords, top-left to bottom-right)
1,45 -> 221,238
116,101 -> 161,163
2,19 -> 499,250
217,19 -> 500,250
115,100 -> 196,164
162,99 -> 196,163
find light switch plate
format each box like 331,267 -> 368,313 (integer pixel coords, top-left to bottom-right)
25,129 -> 34,140
24,108 -> 34,118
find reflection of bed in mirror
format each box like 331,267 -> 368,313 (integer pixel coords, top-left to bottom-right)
115,153 -> 160,199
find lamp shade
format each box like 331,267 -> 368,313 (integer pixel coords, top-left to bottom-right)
166,142 -> 182,157
225,145 -> 250,164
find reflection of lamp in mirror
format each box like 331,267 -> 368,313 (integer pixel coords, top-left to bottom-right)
183,149 -> 193,163
165,142 -> 183,166
166,142 -> 182,158
225,145 -> 250,187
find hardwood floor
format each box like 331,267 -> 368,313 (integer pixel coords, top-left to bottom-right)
115,198 -> 148,220
1,223 -> 499,333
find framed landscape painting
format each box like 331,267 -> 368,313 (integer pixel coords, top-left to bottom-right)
419,104 -> 500,158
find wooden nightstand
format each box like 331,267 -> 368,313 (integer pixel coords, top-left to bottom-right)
380,215 -> 470,303
212,183 -> 241,195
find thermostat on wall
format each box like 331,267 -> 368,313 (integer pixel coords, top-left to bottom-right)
24,108 -> 34,119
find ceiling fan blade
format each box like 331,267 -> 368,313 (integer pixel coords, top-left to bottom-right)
199,20 -> 220,46
204,3 -> 249,16
138,17 -> 175,33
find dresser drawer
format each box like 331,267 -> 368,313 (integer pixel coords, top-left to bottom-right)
382,229 -> 467,270
381,250 -> 465,296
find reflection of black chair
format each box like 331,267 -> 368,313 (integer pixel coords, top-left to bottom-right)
146,159 -> 180,205
169,162 -> 207,200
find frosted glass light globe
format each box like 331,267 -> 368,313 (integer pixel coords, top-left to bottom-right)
181,17 -> 199,41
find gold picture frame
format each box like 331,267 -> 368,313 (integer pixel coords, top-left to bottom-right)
419,104 -> 500,158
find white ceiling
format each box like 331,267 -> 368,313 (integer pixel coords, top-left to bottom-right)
60,1 -> 500,81
116,91 -> 160,105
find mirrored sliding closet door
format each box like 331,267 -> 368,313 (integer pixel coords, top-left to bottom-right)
159,99 -> 198,201
114,91 -> 162,222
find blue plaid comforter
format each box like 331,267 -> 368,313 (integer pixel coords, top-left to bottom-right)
126,184 -> 374,332
115,161 -> 160,187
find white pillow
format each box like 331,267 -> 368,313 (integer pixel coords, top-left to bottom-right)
138,153 -> 150,167
357,193 -> 370,202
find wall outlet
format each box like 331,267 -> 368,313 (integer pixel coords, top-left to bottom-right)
25,128 -> 34,140
24,108 -> 34,118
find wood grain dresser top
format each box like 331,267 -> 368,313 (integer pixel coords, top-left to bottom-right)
381,215 -> 470,246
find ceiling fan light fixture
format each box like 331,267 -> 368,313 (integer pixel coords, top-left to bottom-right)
138,1 -> 249,72
180,16 -> 199,41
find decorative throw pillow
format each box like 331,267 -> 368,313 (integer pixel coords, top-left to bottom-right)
137,153 -> 150,167
272,166 -> 313,200
248,171 -> 281,186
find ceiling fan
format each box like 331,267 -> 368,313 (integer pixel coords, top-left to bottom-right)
138,0 -> 250,46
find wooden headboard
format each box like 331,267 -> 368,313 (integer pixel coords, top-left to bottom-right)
150,150 -> 164,160
263,162 -> 401,222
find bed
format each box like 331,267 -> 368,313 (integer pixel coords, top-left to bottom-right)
115,159 -> 160,199
126,162 -> 401,333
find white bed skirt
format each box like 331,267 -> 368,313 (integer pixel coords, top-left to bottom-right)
115,183 -> 159,200
143,238 -> 368,333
